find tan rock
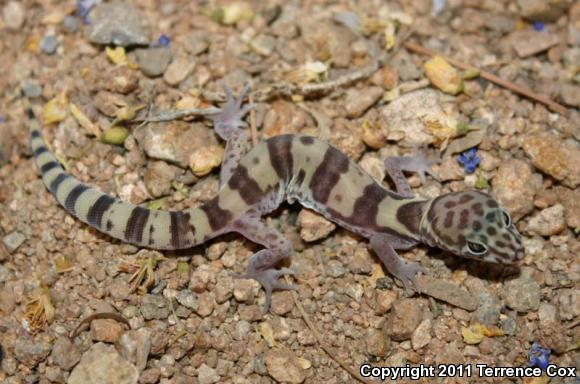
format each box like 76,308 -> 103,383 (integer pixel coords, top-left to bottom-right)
264,349 -> 306,383
163,56 -> 195,86
553,187 -> 580,230
492,159 -> 540,221
91,318 -> 125,343
511,29 -> 560,58
523,134 -> 580,188
298,209 -> 336,242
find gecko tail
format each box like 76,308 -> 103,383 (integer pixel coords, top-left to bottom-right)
29,115 -> 213,250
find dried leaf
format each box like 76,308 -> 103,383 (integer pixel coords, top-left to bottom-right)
220,2 -> 254,25
43,91 -> 68,125
70,102 -> 100,136
259,322 -> 277,347
115,103 -> 145,122
23,287 -> 55,333
106,46 -> 128,65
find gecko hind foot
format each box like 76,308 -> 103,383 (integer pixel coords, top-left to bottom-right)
385,152 -> 441,183
209,83 -> 255,140
232,267 -> 297,314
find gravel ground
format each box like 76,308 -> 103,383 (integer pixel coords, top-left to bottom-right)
0,1 -> 579,383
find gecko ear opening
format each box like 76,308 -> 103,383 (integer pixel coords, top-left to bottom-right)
467,241 -> 487,256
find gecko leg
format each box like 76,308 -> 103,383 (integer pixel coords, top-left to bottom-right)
207,84 -> 255,186
370,233 -> 427,293
229,213 -> 296,313
384,153 -> 440,197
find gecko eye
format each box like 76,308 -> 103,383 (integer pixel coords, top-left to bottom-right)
467,241 -> 487,256
501,210 -> 511,227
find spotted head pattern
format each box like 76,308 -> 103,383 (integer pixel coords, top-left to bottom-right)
420,191 -> 524,264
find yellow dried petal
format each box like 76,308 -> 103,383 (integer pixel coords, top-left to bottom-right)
480,324 -> 504,337
422,116 -> 458,143
189,145 -> 224,176
106,46 -> 128,65
43,91 -> 68,125
70,102 -> 100,136
26,34 -> 41,53
221,3 -> 254,25
361,120 -> 386,149
295,356 -> 312,370
54,254 -> 74,273
461,323 -> 485,345
259,322 -> 277,347
175,96 -> 201,110
384,23 -> 396,51
424,55 -> 464,95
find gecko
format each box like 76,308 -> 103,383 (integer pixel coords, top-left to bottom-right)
29,85 -> 525,312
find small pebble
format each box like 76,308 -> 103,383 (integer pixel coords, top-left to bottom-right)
135,46 -> 172,77
2,1 -> 25,30
2,232 -> 26,253
503,268 -> 541,313
22,81 -> 42,98
40,35 -> 59,55
51,337 -> 81,370
163,56 -> 195,86
197,363 -> 220,384
264,349 -> 306,383
119,328 -> 152,372
63,15 -> 79,33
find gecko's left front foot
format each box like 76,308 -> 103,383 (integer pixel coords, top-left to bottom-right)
233,260 -> 297,314
208,83 -> 254,140
393,261 -> 428,294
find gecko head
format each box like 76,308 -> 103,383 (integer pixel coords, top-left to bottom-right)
421,191 -> 524,264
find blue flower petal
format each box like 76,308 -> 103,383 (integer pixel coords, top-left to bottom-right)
529,342 -> 550,371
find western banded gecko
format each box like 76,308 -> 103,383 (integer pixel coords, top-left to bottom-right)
30,86 -> 524,312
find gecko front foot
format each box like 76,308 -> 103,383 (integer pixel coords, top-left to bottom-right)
208,83 -> 254,140
393,261 -> 428,294
233,266 -> 297,314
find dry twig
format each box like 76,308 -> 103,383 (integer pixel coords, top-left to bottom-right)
285,276 -> 373,384
404,42 -> 568,115
135,27 -> 414,126
69,312 -> 130,339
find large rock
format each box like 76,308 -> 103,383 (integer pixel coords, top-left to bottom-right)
137,122 -> 218,169
523,134 -> 580,188
87,1 -> 149,46
518,0 -> 573,22
68,343 -> 138,384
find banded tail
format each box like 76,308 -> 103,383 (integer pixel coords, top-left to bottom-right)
29,110 -> 219,250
